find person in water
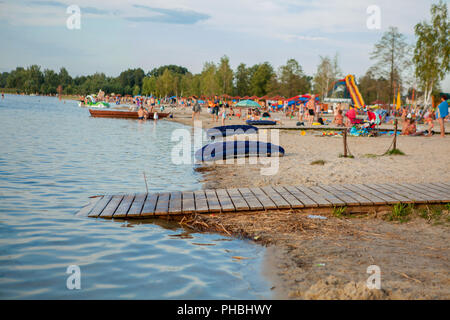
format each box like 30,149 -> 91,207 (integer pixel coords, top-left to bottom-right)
137,106 -> 148,120
436,95 -> 448,138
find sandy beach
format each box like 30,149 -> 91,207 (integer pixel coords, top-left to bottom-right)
167,107 -> 450,299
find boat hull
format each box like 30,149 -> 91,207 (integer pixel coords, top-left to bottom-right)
89,109 -> 169,119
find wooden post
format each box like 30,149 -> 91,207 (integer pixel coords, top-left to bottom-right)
393,119 -> 398,150
343,129 -> 347,158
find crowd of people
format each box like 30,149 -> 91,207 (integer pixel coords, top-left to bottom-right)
76,90 -> 448,136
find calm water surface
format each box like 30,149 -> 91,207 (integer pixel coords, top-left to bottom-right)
0,95 -> 271,299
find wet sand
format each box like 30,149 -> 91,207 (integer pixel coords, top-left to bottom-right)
167,107 -> 450,299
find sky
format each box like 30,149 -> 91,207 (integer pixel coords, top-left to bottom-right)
0,0 -> 449,91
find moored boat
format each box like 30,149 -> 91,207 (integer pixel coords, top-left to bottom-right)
89,109 -> 170,119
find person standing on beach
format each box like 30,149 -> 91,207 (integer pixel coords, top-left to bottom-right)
298,102 -> 305,122
191,96 -> 201,121
220,104 -> 227,125
436,95 -> 448,137
212,95 -> 219,122
306,94 -> 316,125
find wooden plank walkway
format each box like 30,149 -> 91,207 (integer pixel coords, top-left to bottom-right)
76,182 -> 450,218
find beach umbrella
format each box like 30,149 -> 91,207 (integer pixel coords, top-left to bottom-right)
235,100 -> 261,108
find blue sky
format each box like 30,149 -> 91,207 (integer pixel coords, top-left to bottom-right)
0,0 -> 448,91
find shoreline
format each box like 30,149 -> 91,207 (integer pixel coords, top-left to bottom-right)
168,108 -> 450,299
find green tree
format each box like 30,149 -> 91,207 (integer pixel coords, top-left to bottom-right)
58,67 -> 72,89
23,65 -> 43,94
133,85 -> 140,96
413,0 -> 449,107
156,68 -> 176,97
41,69 -> 59,94
370,26 -> 411,104
250,62 -> 274,96
279,58 -> 311,97
358,70 -> 390,104
142,76 -> 157,96
234,63 -> 251,96
148,65 -> 189,78
216,55 -> 234,95
313,53 -> 341,98
200,62 -> 219,96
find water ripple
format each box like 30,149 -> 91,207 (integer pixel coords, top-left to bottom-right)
0,95 -> 271,299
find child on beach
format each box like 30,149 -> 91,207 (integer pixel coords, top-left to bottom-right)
424,108 -> 434,136
220,105 -> 227,125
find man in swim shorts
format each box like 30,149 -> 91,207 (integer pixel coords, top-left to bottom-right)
436,95 -> 448,137
212,96 -> 219,122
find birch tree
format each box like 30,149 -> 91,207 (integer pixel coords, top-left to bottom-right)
413,0 -> 449,107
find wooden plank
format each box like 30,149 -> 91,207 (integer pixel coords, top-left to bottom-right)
311,185 -> 347,206
382,183 -> 428,204
250,187 -> 278,210
341,184 -> 385,205
284,186 -> 318,207
356,184 -> 399,204
88,195 -> 113,217
330,184 -> 365,205
399,184 -> 447,203
193,190 -> 209,213
181,191 -> 195,214
100,195 -> 124,218
141,193 -> 158,216
318,184 -> 359,206
261,186 -> 291,209
366,184 -> 413,203
76,196 -> 102,216
421,183 -> 450,199
227,188 -> 250,211
416,183 -> 450,201
113,194 -> 135,218
295,186 -> 331,207
238,188 -> 264,210
428,182 -> 450,194
439,181 -> 450,189
273,186 -> 304,208
168,191 -> 182,215
155,192 -> 170,215
205,189 -> 221,213
215,189 -> 235,212
127,193 -> 147,217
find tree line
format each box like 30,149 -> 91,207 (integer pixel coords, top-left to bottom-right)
0,57 -> 312,99
1,1 -> 447,107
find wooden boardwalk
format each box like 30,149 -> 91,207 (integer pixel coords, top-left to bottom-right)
76,182 -> 450,218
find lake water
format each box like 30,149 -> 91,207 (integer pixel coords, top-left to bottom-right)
0,95 -> 271,299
